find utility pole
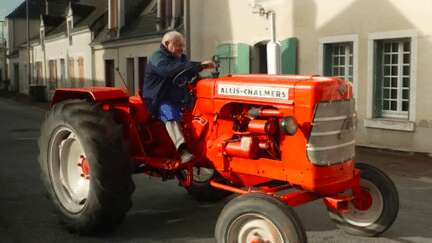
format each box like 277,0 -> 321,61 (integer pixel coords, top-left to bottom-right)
26,0 -> 31,86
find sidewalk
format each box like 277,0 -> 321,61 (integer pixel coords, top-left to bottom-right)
0,90 -> 49,111
356,146 -> 432,179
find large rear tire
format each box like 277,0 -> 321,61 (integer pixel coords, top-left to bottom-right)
39,99 -> 135,234
215,193 -> 307,243
328,163 -> 399,237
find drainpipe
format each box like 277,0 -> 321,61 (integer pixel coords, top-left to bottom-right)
252,5 -> 281,75
183,0 -> 191,57
266,11 -> 281,75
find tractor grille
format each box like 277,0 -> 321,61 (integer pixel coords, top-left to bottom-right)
307,100 -> 356,166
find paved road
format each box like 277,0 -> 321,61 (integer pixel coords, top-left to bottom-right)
0,97 -> 431,243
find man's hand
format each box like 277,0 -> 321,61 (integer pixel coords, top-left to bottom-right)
201,60 -> 216,69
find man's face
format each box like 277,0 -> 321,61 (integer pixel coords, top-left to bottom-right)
166,37 -> 185,58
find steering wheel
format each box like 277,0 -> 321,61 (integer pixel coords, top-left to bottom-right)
172,66 -> 200,88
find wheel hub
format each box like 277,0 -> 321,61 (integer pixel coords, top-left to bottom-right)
49,126 -> 90,213
228,213 -> 284,243
353,189 -> 373,211
344,180 -> 384,227
78,155 -> 90,179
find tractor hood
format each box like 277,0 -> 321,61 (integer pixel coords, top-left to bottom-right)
196,74 -> 352,106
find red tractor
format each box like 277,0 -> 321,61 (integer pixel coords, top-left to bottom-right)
39,65 -> 398,242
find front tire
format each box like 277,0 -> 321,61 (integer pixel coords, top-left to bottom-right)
215,193 -> 307,243
328,163 -> 399,236
39,99 -> 134,234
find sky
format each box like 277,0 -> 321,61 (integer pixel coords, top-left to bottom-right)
0,0 -> 23,38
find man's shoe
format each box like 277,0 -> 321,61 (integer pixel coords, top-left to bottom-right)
180,148 -> 195,164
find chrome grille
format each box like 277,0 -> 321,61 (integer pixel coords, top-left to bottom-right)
307,100 -> 356,166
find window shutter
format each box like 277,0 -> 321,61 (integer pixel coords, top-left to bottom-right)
236,43 -> 250,74
216,43 -> 250,75
373,41 -> 383,117
280,37 -> 298,74
216,44 -> 234,76
323,44 -> 332,76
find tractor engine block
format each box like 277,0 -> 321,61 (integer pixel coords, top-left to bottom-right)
222,107 -> 280,160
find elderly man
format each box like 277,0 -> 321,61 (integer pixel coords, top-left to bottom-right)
142,31 -> 214,165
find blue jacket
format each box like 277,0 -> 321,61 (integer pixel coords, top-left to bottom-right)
142,44 -> 202,116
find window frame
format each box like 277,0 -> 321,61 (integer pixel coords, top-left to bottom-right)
366,30 -> 417,131
379,39 -> 411,119
325,42 -> 353,82
319,34 -> 359,105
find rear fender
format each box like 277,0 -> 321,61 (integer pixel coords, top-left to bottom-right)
51,87 -> 129,106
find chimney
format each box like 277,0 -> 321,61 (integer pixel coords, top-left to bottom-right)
108,0 -> 125,37
108,0 -> 118,30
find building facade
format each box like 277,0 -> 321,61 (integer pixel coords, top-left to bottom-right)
6,0 -> 172,97
189,0 -> 432,153
5,0 -> 42,93
5,0 -> 432,153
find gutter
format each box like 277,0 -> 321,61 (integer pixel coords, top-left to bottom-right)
91,36 -> 162,50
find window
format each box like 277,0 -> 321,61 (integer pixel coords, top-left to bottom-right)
105,59 -> 115,87
126,58 -> 135,95
138,57 -> 147,92
251,38 -> 298,74
60,58 -> 65,87
78,57 -> 84,87
252,41 -> 268,74
48,60 -> 58,90
323,42 -> 353,82
376,39 -> 410,119
320,35 -> 359,103
35,62 -> 43,85
68,58 -> 75,87
365,30 -> 417,131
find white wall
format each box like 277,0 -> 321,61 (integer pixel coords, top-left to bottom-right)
93,40 -> 160,92
32,31 -> 93,90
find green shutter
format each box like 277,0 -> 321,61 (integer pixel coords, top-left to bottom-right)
216,44 -> 233,76
216,43 -> 250,75
280,38 -> 298,74
323,44 -> 333,76
373,41 -> 383,117
236,43 -> 250,74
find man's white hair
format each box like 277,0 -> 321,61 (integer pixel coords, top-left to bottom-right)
162,31 -> 184,44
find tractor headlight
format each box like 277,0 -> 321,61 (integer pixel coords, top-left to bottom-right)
280,116 -> 298,135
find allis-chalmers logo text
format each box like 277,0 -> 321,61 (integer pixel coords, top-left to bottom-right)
217,84 -> 289,100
